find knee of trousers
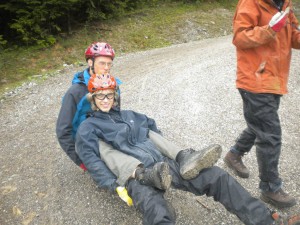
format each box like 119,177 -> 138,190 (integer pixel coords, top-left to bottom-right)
127,179 -> 176,225
199,166 -> 228,182
190,167 -> 231,195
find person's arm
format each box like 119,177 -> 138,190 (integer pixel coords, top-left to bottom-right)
290,8 -> 300,49
232,0 -> 276,49
75,121 -> 118,192
129,110 -> 162,135
146,116 -> 162,135
56,86 -> 83,166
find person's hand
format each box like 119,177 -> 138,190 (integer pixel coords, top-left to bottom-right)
79,163 -> 87,171
116,186 -> 133,206
269,7 -> 290,32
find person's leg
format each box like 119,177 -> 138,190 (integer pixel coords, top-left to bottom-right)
250,94 -> 296,207
249,93 -> 282,191
226,90 -> 295,207
166,158 -> 275,225
224,89 -> 256,178
232,127 -> 256,154
127,179 -> 176,225
234,89 -> 259,153
99,140 -> 141,186
100,140 -> 171,190
148,130 -> 181,160
149,130 -> 222,179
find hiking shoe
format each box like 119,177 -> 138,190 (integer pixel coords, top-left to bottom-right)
224,151 -> 249,178
261,188 -> 297,208
271,211 -> 300,225
176,144 -> 222,180
135,162 -> 172,190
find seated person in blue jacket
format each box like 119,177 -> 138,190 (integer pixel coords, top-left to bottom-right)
56,41 -> 221,192
75,74 -> 300,225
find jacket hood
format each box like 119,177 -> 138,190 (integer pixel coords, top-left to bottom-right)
72,68 -> 90,85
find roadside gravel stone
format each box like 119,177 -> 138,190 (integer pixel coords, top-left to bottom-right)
0,35 -> 299,225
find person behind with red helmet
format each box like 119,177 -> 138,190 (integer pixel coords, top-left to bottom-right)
85,42 -> 115,74
76,74 -> 300,225
56,42 -> 122,191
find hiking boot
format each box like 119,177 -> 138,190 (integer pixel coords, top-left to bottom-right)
135,162 -> 172,190
261,188 -> 297,208
176,144 -> 222,180
271,211 -> 300,225
224,151 -> 249,178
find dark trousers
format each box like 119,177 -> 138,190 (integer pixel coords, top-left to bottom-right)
232,89 -> 282,192
127,158 -> 273,225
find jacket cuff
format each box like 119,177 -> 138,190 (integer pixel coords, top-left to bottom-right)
267,25 -> 277,36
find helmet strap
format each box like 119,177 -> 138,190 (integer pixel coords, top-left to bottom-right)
91,58 -> 95,74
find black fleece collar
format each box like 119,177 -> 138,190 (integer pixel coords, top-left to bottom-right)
272,0 -> 284,10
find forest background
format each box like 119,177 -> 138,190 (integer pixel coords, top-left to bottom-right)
0,0 -> 238,96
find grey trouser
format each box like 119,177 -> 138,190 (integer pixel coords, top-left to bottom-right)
232,89 -> 282,192
100,130 -> 182,186
148,130 -> 181,160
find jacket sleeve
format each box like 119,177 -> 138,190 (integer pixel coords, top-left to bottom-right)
290,10 -> 300,49
146,115 -> 162,135
75,122 -> 118,192
232,0 -> 276,49
56,88 -> 82,166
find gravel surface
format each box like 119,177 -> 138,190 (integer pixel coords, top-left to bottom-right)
0,35 -> 299,225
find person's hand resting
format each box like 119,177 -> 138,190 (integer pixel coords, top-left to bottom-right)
116,186 -> 133,206
79,163 -> 87,171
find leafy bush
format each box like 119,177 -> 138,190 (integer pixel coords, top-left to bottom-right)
0,35 -> 7,48
0,0 -> 235,48
0,0 -> 83,47
0,0 -> 159,48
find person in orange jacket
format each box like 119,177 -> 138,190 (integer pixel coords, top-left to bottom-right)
224,0 -> 300,208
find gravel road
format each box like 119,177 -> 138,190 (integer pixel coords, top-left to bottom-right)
0,35 -> 299,225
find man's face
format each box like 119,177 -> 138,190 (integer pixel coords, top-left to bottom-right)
93,89 -> 115,112
88,56 -> 113,75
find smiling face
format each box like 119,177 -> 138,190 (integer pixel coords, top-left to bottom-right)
93,89 -> 115,112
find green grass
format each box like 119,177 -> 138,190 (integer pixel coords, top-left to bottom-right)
0,1 -> 237,97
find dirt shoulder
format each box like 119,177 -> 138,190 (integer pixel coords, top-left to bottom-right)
0,35 -> 300,225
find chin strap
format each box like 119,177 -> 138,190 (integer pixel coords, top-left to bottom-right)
91,58 -> 95,74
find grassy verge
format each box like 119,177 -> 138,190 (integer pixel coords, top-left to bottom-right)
0,1 -> 237,97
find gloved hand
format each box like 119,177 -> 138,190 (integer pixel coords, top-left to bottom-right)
269,7 -> 290,32
79,163 -> 87,171
116,186 -> 133,206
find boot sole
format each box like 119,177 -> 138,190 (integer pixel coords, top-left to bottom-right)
260,193 -> 297,208
180,144 -> 222,180
158,163 -> 172,190
223,158 -> 249,179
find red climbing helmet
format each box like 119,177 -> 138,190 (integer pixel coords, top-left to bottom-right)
84,42 -> 115,61
88,74 -> 117,93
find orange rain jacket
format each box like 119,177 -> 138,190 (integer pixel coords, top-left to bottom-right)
233,0 -> 300,94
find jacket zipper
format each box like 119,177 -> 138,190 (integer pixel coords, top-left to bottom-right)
109,113 -> 137,145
